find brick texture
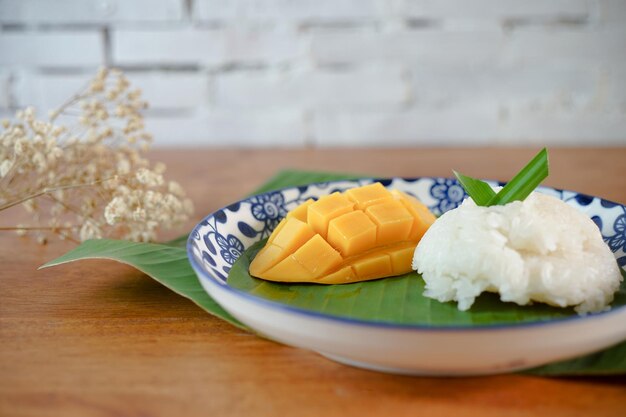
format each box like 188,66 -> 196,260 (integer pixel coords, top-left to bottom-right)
14,72 -> 209,110
314,108 -> 499,146
1,0 -> 625,146
145,110 -> 307,146
393,0 -> 589,19
0,0 -> 184,24
310,30 -> 506,69
0,71 -> 10,109
0,32 -> 103,67
214,65 -> 408,109
112,28 -> 304,67
193,0 -> 386,22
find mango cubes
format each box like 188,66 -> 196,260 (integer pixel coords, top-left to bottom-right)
249,182 -> 436,284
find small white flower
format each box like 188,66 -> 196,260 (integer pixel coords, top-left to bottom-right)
104,197 -> 128,225
168,181 -> 185,197
79,221 -> 102,241
136,168 -> 163,187
106,89 -> 119,101
89,79 -> 105,93
23,107 -> 35,121
154,162 -> 166,174
14,139 -> 24,155
132,207 -> 146,221
0,159 -> 13,177
163,194 -> 182,211
117,158 -> 131,175
127,89 -> 142,100
33,152 -> 47,172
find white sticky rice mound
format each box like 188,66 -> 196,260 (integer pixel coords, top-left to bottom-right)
412,192 -> 622,314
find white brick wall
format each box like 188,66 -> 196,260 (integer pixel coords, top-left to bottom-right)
14,72 -> 209,110
315,108 -> 500,146
112,28 -> 305,67
606,69 -> 626,111
597,0 -> 626,25
0,71 -> 10,108
310,30 -> 506,69
145,110 -> 307,146
193,0 -> 387,22
1,0 -> 625,147
412,68 -> 597,109
0,0 -> 184,24
392,0 -> 589,20
499,111 -> 626,145
503,27 -> 626,70
0,32 -> 103,67
214,65 -> 409,110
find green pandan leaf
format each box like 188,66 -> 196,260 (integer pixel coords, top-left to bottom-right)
40,239 -> 246,330
455,148 -> 549,207
453,170 -> 496,206
488,148 -> 549,205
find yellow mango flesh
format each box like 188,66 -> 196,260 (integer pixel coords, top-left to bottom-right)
249,182 -> 436,284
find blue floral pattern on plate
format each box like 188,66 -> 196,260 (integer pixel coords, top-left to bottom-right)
606,213 -> 626,252
216,233 -> 244,266
429,178 -> 467,214
249,192 -> 288,239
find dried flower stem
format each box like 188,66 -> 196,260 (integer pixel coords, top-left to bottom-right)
0,178 -> 116,212
49,92 -> 89,122
0,226 -> 78,231
0,68 -> 194,244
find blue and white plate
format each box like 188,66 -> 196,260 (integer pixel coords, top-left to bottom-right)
187,178 -> 626,376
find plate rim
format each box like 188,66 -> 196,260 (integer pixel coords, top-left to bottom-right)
187,176 -> 626,333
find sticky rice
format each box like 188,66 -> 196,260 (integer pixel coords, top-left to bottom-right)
412,192 -> 622,314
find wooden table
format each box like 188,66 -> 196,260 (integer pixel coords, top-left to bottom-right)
1,148 -> 625,417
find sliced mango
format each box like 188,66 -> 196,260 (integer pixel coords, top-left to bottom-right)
249,183 -> 436,284
327,211 -> 377,257
307,192 -> 353,239
391,190 -> 437,240
286,198 -> 313,222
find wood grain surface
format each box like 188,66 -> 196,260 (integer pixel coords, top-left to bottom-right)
1,147 -> 625,417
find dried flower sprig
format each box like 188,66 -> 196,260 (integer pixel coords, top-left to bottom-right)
0,68 -> 194,244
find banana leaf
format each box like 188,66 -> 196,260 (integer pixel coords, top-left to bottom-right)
43,170 -> 626,375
